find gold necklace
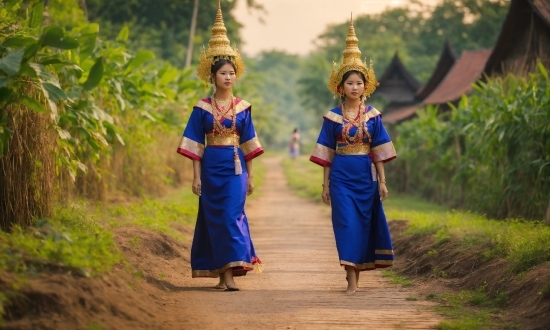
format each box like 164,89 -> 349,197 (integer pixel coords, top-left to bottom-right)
212,95 -> 235,137
342,102 -> 364,144
211,94 -> 242,175
214,97 -> 231,110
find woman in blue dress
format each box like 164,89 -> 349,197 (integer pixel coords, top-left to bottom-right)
310,17 -> 396,294
177,4 -> 263,291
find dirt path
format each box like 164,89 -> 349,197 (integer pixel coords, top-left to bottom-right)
159,156 -> 443,329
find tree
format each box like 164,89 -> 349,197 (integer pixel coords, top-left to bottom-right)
299,0 -> 510,114
86,0 -> 265,66
185,0 -> 199,68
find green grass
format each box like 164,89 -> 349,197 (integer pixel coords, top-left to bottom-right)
1,154 -> 267,276
0,153 -> 268,325
381,269 -> 413,287
431,284 -> 515,330
97,189 -> 199,241
282,156 -> 325,201
0,204 -> 122,276
96,156 -> 267,241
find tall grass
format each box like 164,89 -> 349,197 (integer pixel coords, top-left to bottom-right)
0,84 -> 56,230
388,65 -> 550,220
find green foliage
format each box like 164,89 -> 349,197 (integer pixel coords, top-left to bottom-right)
315,0 -> 509,83
296,0 -> 510,126
251,51 -> 316,148
231,59 -> 275,148
1,1 -> 204,200
0,203 -> 122,275
392,68 -> 550,220
297,53 -> 337,118
46,0 -> 87,30
84,0 -> 263,65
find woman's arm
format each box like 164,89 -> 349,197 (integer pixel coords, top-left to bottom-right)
322,166 -> 331,205
246,160 -> 254,196
192,159 -> 201,196
374,161 -> 388,201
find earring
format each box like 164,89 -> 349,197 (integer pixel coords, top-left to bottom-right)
338,86 -> 345,99
212,83 -> 217,95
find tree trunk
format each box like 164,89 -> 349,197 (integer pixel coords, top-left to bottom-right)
545,196 -> 550,226
79,0 -> 89,21
185,0 -> 199,68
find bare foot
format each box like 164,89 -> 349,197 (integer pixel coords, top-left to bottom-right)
345,267 -> 358,293
214,276 -> 226,289
224,268 -> 239,291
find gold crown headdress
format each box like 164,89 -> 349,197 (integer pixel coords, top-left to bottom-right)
327,15 -> 379,98
196,0 -> 245,86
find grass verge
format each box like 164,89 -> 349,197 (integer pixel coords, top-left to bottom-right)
0,155 -> 267,323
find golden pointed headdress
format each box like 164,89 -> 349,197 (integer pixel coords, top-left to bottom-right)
196,0 -> 245,85
327,15 -> 379,98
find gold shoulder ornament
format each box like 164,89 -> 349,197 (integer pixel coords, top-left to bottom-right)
327,15 -> 379,98
196,0 -> 246,87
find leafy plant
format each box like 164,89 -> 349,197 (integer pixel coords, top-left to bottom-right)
391,66 -> 550,220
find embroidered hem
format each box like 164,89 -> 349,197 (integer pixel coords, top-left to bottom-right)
192,259 -> 262,278
340,259 -> 394,271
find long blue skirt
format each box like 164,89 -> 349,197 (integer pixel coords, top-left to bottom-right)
329,153 -> 394,271
190,146 -> 259,278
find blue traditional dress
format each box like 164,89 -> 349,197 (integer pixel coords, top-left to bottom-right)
177,97 -> 263,278
310,105 -> 396,271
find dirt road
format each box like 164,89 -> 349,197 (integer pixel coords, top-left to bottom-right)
159,156 -> 443,329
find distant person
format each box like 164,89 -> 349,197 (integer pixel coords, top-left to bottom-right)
309,17 -> 396,294
289,128 -> 300,159
176,4 -> 263,292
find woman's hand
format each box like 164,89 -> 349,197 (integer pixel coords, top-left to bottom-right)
322,185 -> 331,205
379,182 -> 388,201
192,177 -> 201,196
247,178 -> 254,196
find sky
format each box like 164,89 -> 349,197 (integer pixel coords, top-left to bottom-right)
233,0 -> 442,56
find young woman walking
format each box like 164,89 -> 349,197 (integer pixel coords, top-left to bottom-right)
177,2 -> 263,291
310,17 -> 396,294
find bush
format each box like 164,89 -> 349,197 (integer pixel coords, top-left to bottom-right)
390,65 -> 550,220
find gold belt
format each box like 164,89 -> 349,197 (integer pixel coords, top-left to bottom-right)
206,133 -> 239,146
335,143 -> 371,155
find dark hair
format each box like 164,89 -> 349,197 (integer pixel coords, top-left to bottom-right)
293,128 -> 299,133
339,70 -> 366,87
211,59 -> 236,75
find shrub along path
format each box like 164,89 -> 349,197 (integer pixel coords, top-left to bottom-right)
157,156 -> 443,329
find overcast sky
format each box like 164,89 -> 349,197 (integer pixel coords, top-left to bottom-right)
233,0 -> 442,56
